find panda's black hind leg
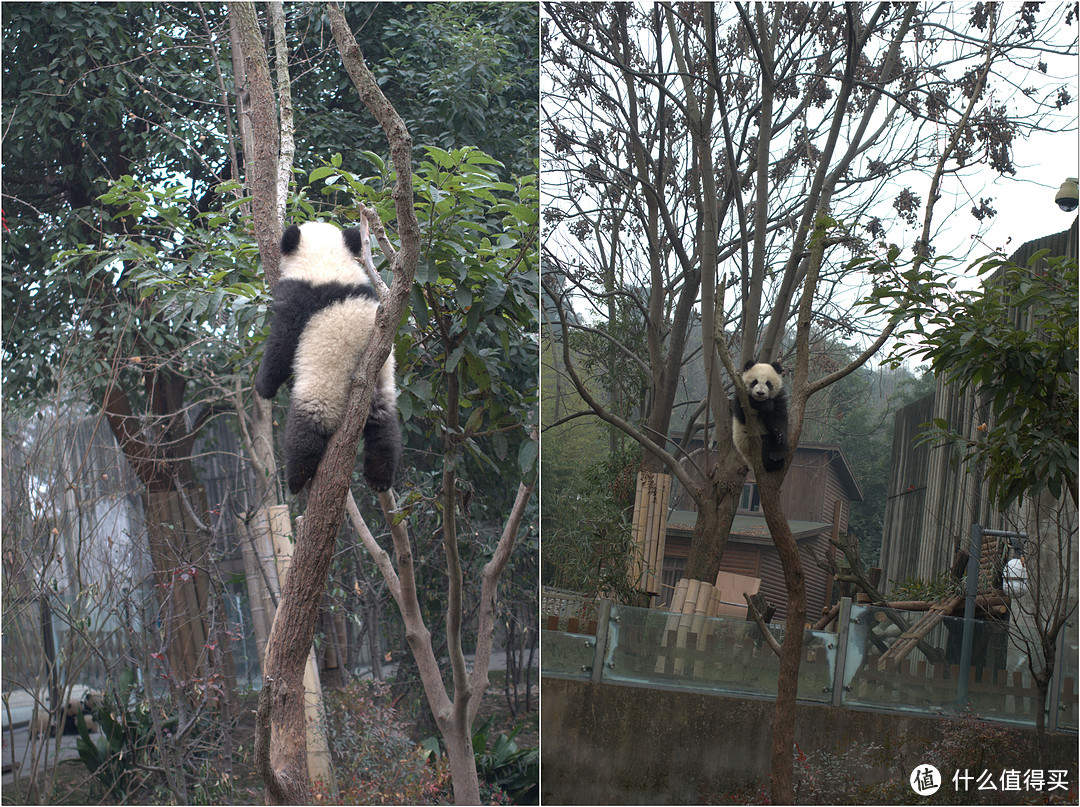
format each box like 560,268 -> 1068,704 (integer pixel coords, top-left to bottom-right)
362,393 -> 401,492
284,406 -> 333,494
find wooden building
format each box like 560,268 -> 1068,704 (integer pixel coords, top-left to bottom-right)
661,442 -> 863,622
879,218 -> 1078,594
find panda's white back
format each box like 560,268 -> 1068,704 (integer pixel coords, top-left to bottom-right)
292,295 -> 388,429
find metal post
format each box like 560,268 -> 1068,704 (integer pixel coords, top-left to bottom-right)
957,524 -> 982,707
1046,621 -> 1069,732
958,526 -> 1027,708
591,598 -> 613,683
831,596 -> 853,708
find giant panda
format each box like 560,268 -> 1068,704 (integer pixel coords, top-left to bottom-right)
730,360 -> 789,473
61,694 -> 98,735
255,221 -> 401,495
29,695 -> 99,737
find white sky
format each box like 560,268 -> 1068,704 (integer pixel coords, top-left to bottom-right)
539,3 -> 1079,356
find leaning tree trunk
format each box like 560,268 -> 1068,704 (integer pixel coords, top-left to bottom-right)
759,474 -> 806,805
254,5 -> 421,802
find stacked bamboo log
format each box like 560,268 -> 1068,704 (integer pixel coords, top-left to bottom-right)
629,471 -> 671,603
655,577 -> 723,675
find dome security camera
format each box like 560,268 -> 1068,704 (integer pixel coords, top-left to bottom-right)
1055,177 -> 1079,212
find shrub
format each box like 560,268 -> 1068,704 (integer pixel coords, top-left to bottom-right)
322,679 -> 451,805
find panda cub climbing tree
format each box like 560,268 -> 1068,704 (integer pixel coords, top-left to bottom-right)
255,221 -> 401,495
730,360 -> 789,473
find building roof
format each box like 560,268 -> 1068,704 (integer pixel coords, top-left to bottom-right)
792,441 -> 864,502
666,510 -> 831,544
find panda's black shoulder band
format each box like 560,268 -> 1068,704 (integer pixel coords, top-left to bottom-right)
274,278 -> 378,321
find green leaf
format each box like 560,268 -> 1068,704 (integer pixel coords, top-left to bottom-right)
359,150 -> 385,172
517,437 -> 537,477
446,344 -> 466,374
455,286 -> 473,312
309,165 -> 338,183
398,391 -> 414,422
425,145 -> 455,168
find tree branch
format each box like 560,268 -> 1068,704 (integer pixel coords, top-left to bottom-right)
469,478 -> 536,725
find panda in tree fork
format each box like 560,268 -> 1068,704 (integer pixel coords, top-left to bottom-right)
255,221 -> 402,495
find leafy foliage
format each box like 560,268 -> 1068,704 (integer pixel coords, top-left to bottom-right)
889,574 -> 963,604
42,177 -> 264,405
3,3 -> 538,416
874,251 -> 1078,507
287,4 -> 538,181
541,445 -> 643,602
74,668 -> 178,802
1,3 -> 236,408
471,716 -> 539,805
309,147 -> 540,492
372,4 -> 539,178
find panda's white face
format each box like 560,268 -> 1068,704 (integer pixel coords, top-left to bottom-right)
743,362 -> 783,402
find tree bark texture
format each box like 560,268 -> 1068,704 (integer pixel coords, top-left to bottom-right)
229,0 -> 281,287
684,452 -> 747,581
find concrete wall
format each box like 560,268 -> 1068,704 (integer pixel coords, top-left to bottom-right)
541,676 -> 1078,805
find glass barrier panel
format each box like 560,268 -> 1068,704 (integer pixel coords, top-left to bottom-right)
840,604 -> 1038,725
596,604 -> 831,703
541,629 -> 595,679
1056,619 -> 1077,731
801,629 -> 839,704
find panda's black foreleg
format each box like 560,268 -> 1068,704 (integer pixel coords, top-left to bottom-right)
255,280 -> 316,399
362,393 -> 401,492
761,412 -> 789,472
284,405 -> 333,494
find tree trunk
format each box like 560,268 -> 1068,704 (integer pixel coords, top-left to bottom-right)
254,6 -> 420,798
684,455 -> 746,581
759,475 -> 805,805
442,711 -> 480,804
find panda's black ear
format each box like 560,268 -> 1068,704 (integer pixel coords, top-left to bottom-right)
772,362 -> 784,375
743,359 -> 756,372
281,224 -> 302,255
342,227 -> 364,256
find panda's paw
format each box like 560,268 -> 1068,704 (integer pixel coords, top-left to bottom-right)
286,468 -> 310,495
363,452 -> 397,492
363,413 -> 401,492
254,377 -> 274,400
254,361 -> 282,400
